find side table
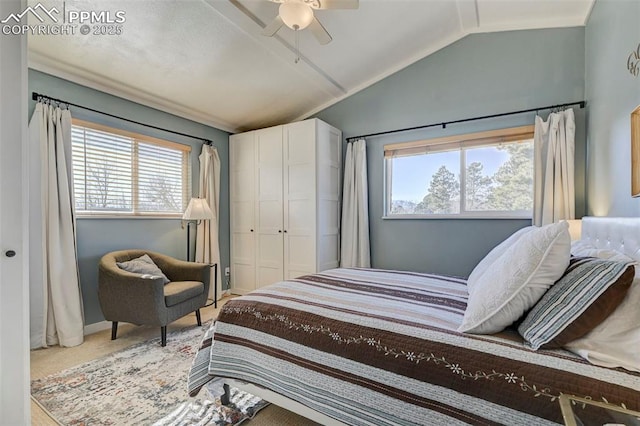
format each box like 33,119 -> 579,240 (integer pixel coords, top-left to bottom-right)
559,394 -> 640,426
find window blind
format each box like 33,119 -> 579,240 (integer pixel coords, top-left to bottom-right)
383,125 -> 535,158
71,119 -> 191,216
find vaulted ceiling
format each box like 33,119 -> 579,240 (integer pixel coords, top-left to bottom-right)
28,0 -> 594,133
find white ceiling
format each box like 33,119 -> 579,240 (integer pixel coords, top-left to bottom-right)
27,0 -> 594,133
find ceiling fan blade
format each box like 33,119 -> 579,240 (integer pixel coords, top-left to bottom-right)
309,17 -> 332,45
316,0 -> 358,10
261,15 -> 284,37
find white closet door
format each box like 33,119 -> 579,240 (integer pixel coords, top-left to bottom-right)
0,6 -> 29,420
316,123 -> 342,271
230,132 -> 256,294
256,126 -> 284,287
284,120 -> 317,279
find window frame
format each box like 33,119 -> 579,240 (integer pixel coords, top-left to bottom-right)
383,125 -> 535,220
71,118 -> 192,218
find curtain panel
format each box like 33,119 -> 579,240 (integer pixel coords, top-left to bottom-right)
29,102 -> 84,348
533,108 -> 576,226
195,144 -> 222,299
340,139 -> 371,268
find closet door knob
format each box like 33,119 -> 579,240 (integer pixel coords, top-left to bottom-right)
5,250 -> 16,257
278,230 -> 282,233
250,229 -> 254,232
284,230 -> 288,233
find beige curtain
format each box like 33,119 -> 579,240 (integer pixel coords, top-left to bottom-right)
533,108 -> 576,226
29,102 -> 84,348
195,144 -> 221,299
340,139 -> 371,268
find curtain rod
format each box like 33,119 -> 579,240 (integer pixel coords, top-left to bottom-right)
31,92 -> 213,145
345,100 -> 586,142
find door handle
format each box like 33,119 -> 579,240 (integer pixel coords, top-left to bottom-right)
5,250 -> 16,257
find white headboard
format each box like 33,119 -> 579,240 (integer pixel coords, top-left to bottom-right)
581,217 -> 640,263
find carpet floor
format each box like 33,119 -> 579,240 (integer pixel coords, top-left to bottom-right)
30,299 -> 317,425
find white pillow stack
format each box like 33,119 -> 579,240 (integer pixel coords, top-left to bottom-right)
459,222 -> 571,334
563,241 -> 640,372
466,226 -> 534,294
564,278 -> 640,372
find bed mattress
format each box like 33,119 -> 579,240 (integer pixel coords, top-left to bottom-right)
188,268 -> 640,425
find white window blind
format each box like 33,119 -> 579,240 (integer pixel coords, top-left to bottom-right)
71,119 -> 191,216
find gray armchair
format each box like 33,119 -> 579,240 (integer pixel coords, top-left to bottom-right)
98,249 -> 211,346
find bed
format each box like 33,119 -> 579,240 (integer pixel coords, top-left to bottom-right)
188,217 -> 640,425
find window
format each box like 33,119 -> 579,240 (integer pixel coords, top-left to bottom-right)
71,119 -> 191,216
384,126 -> 534,218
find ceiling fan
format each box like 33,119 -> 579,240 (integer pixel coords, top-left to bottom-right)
261,0 -> 359,45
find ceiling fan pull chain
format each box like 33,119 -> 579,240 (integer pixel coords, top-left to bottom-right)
295,28 -> 300,63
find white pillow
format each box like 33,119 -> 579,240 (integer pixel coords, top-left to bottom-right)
467,226 -> 534,292
571,240 -> 638,265
565,277 -> 640,372
459,222 -> 571,334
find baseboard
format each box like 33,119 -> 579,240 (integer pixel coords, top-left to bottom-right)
84,320 -> 111,336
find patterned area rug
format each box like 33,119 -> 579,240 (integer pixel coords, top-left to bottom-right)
31,323 -> 268,425
153,385 -> 269,426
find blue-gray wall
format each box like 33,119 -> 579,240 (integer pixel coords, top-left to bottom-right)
316,27 -> 587,277
28,70 -> 230,325
585,0 -> 640,216
27,24 -> 596,323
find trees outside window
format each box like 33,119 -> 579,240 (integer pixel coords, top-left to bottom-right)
416,165 -> 460,214
385,126 -> 534,218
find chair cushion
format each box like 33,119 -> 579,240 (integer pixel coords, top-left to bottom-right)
164,281 -> 204,307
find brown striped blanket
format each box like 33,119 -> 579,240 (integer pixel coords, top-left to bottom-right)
187,268 -> 640,425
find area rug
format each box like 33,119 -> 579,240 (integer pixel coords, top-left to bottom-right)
152,384 -> 269,426
31,323 -> 268,425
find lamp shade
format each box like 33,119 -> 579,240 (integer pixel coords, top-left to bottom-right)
279,2 -> 314,30
566,219 -> 582,241
182,198 -> 213,221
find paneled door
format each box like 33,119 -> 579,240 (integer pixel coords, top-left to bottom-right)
284,120 -> 317,280
229,131 -> 256,294
256,126 -> 284,287
229,118 -> 341,295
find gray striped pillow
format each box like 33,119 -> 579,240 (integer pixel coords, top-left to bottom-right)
518,257 -> 635,350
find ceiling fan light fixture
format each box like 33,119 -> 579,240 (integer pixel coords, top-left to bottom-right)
279,2 -> 314,30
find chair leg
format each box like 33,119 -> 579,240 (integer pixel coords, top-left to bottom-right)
196,309 -> 202,326
161,326 -> 167,347
111,322 -> 118,340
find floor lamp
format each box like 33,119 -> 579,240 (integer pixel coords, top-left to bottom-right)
182,197 -> 213,262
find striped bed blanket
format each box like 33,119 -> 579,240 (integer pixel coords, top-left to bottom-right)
188,268 -> 640,425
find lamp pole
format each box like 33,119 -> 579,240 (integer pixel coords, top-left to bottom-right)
186,221 -> 192,262
185,220 -> 199,262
